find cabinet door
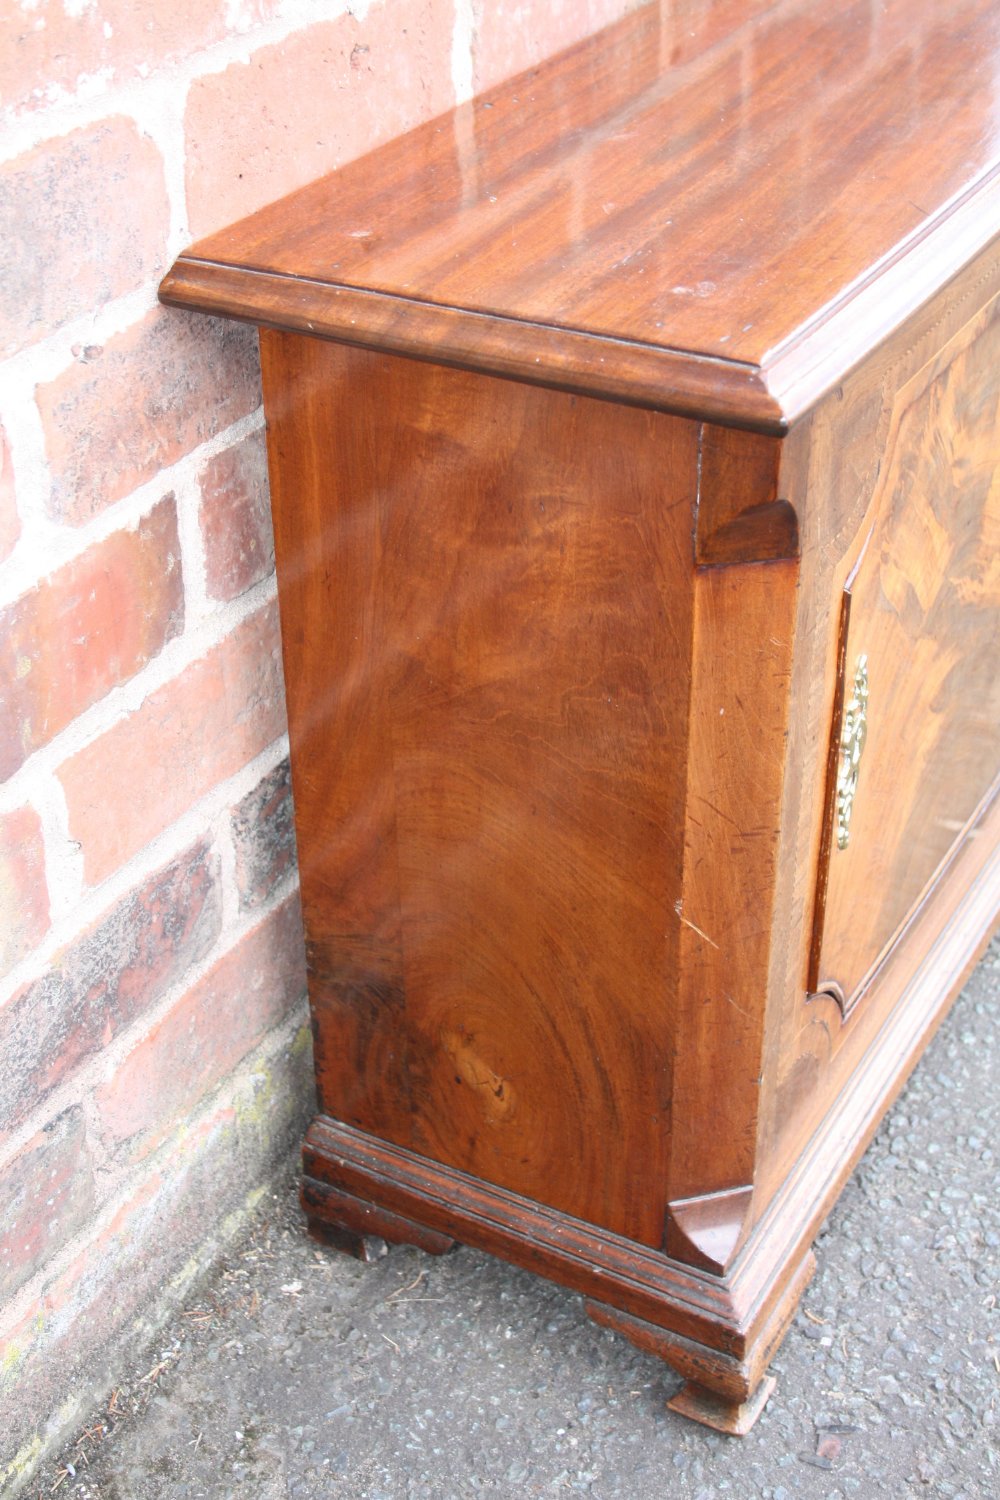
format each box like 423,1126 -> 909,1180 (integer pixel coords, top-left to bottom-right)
810,299 -> 1000,1012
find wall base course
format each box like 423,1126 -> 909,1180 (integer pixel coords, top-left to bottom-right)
94,891 -> 306,1163
0,1009 -> 313,1498
0,1106 -> 96,1307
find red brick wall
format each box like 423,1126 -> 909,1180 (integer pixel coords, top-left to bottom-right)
0,1 -> 635,1489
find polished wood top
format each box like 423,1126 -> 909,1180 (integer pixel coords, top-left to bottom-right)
161,0 -> 1000,429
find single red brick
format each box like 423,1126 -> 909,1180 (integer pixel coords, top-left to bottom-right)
471,0 -> 634,91
58,602 -> 287,885
0,806 -> 49,981
185,0 -> 456,237
0,839 -> 221,1145
231,758 -> 297,910
199,427 -> 274,601
95,892 -> 305,1160
0,1107 -> 95,1304
37,307 -> 262,526
0,495 -> 183,783
0,117 -> 168,358
0,1 -> 282,119
0,421 -> 17,562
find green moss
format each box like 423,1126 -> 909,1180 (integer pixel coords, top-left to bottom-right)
228,1184 -> 268,1233
236,1073 -> 274,1128
0,1338 -> 24,1388
0,1433 -> 42,1489
290,1021 -> 312,1058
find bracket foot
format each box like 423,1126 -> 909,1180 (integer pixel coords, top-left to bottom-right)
302,1173 -> 456,1261
667,1374 -> 776,1435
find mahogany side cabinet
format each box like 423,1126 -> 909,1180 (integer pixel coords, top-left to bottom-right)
161,0 -> 1000,1433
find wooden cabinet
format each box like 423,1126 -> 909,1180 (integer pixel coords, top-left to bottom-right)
161,0 -> 1000,1434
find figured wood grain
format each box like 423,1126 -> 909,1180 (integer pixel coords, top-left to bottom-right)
812,299 -> 1000,1007
694,424 -> 793,566
666,555 -> 798,1261
666,1186 -> 755,1277
756,242 -> 1000,1207
263,332 -> 698,1247
161,0 -> 1000,428
301,815 -> 998,1394
158,260 -> 783,433
662,420 -> 800,1266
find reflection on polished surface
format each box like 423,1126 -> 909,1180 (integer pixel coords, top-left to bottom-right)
185,0 -> 1000,370
158,0 -> 1000,1435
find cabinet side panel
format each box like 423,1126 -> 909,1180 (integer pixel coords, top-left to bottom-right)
261,333 -> 698,1246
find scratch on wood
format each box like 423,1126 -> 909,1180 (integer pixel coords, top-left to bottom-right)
673,899 -> 720,949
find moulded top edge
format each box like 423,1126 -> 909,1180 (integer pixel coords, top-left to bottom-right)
160,0 -> 1000,426
158,257 -> 787,432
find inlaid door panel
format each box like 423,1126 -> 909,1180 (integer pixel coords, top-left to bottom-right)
811,298 -> 1000,1011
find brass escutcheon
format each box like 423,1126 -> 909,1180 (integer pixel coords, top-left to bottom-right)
836,654 -> 869,850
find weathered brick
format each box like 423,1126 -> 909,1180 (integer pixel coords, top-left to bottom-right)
471,0 -> 634,91
0,1108 -> 95,1304
232,758 -> 297,910
0,495 -> 183,783
0,421 -> 17,562
199,427 -> 274,601
0,117 -> 168,358
59,602 -> 286,885
0,806 -> 49,981
185,0 -> 456,237
95,892 -> 305,1160
0,1025 -> 312,1493
0,840 -> 221,1144
0,1 -> 281,119
37,308 -> 262,526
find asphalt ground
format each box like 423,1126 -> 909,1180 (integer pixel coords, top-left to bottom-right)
33,939 -> 999,1500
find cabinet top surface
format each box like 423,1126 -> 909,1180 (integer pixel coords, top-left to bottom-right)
162,0 -> 1000,429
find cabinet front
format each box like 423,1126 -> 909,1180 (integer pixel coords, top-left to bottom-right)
809,298 -> 1000,1014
